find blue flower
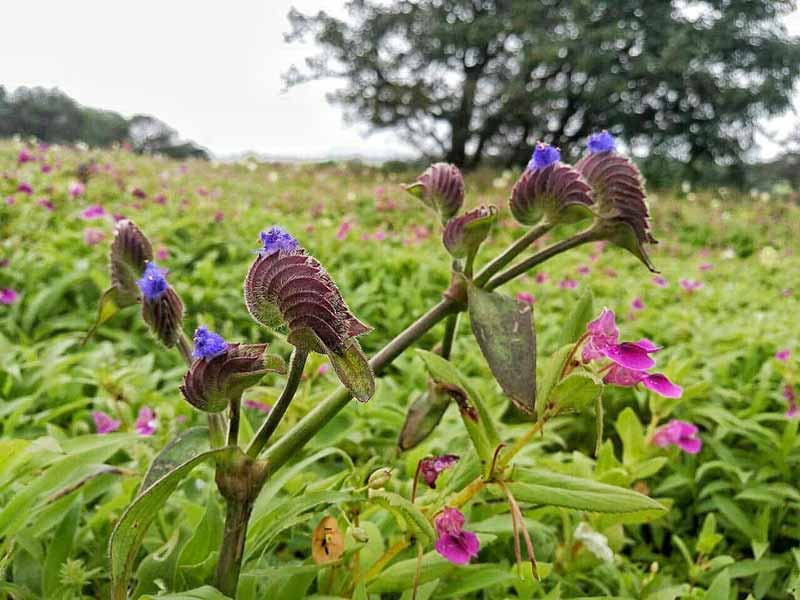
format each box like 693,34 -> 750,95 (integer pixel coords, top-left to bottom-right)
527,143 -> 561,170
259,226 -> 299,257
587,131 -> 616,154
137,262 -> 168,301
192,326 -> 228,360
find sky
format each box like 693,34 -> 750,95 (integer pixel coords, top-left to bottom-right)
2,1 -> 799,160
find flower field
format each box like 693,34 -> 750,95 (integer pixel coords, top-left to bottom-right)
1,139 -> 799,599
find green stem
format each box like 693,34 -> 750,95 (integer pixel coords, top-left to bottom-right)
214,496 -> 255,597
260,298 -> 457,469
440,313 -> 459,360
485,227 -> 598,291
245,349 -> 309,458
227,396 -> 241,447
473,222 -> 552,287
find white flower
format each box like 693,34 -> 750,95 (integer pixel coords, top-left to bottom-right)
574,522 -> 614,563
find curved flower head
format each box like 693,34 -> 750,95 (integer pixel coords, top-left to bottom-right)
110,219 -> 154,306
138,262 -> 184,348
651,419 -> 701,454
192,326 -> 228,360
434,507 -> 480,564
259,226 -> 300,257
527,142 -> 561,170
181,343 -> 286,412
576,136 -> 657,271
419,454 -> 459,489
93,411 -> 121,434
244,228 -> 375,401
587,131 -> 616,154
510,157 -> 593,227
442,205 -> 496,261
405,163 -> 464,222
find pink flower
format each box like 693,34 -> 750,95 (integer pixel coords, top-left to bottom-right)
535,272 -> 548,284
373,230 -> 386,241
41,164 -> 52,174
603,364 -> 682,398
214,211 -> 224,223
17,182 -> 33,195
336,221 -> 352,241
631,297 -> 644,311
577,265 -> 591,276
582,310 -> 658,370
244,399 -> 271,413
131,187 -> 147,199
1,288 -> 19,304
516,292 -> 535,305
775,349 -> 790,362
156,246 -> 169,261
93,411 -> 121,434
17,149 -> 33,164
153,193 -> 167,205
783,289 -> 793,297
419,455 -> 459,489
5,196 -> 14,205
652,275 -> 668,287
698,263 -> 713,271
83,228 -> 105,245
559,278 -> 578,289
80,204 -> 106,220
38,198 -> 54,211
604,268 -> 618,278
317,363 -> 330,376
651,419 -> 702,454
68,181 -> 85,199
135,407 -> 157,436
784,386 -> 799,419
679,279 -> 703,293
434,508 -> 480,564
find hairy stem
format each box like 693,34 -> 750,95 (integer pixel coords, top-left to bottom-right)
485,227 -> 598,291
473,222 -> 552,287
439,313 -> 459,360
246,349 -> 309,458
227,397 -> 241,447
214,496 -> 255,597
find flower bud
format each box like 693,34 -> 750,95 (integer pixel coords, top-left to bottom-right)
110,219 -> 153,306
138,262 -> 184,348
405,163 -> 464,222
510,161 -> 593,226
442,205 -> 496,260
397,383 -> 452,451
349,526 -> 369,543
367,467 -> 392,489
181,342 -> 286,412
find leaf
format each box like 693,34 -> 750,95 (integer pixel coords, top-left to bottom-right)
615,408 -> 647,465
323,339 -> 375,402
435,564 -> 517,597
83,287 -> 130,343
42,497 -> 81,597
179,495 -> 224,572
560,287 -> 594,345
468,284 -> 536,414
140,427 -> 210,493
711,495 -> 758,540
705,569 -> 730,600
109,446 -> 232,600
397,385 -> 452,451
140,586 -> 232,600
509,468 -> 666,513
548,370 -> 602,412
536,344 -> 574,420
367,488 -> 436,544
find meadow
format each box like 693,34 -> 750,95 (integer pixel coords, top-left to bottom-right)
1,139 -> 799,599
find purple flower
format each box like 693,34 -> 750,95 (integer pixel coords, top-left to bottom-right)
631,297 -> 644,311
38,198 -> 54,211
5,196 -> 14,205
680,279 -> 703,293
775,349 -> 790,362
698,263 -> 713,272
17,149 -> 33,164
652,275 -> 668,287
244,399 -> 272,413
132,187 -> 147,199
137,262 -> 168,301
604,364 -> 683,398
527,143 -> 561,170
419,455 -> 459,488
69,181 -> 86,199
516,292 -> 535,305
535,272 -> 548,284
17,182 -> 33,195
336,220 -> 352,241
0,288 -> 18,305
587,131 -> 616,154
559,278 -> 578,289
784,386 -> 798,419
84,228 -> 105,245
156,246 -> 169,261
80,204 -> 106,220
259,226 -> 300,257
434,507 -> 480,564
583,309 -> 660,370
135,407 -> 157,436
651,419 -> 701,454
192,326 -> 228,360
93,411 -> 121,434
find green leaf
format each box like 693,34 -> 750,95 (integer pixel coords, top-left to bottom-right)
615,408 -> 647,465
84,287 -> 131,343
323,339 -> 375,402
467,284 -> 536,414
560,287 -> 594,345
536,344 -> 574,420
435,564 -> 517,597
705,569 -> 730,600
179,496 -> 223,574
509,468 -> 666,513
367,488 -> 436,544
109,446 -> 232,600
697,513 -> 723,556
711,495 -> 758,540
42,497 -> 81,597
548,370 -> 602,412
397,385 -> 452,451
140,427 -> 210,493
140,586 -> 232,600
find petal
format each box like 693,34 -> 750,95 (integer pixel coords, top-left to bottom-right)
603,342 -> 656,370
603,364 -> 645,387
435,535 -> 472,564
677,437 -> 702,454
633,338 -> 661,353
643,374 -> 683,398
459,530 -> 480,558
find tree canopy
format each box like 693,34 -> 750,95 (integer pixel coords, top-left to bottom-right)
286,0 -> 800,177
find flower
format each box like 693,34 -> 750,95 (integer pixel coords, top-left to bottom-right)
574,522 -> 613,562
131,187 -> 147,199
516,291 -> 535,305
652,275 -> 668,287
442,205 -> 496,259
603,364 -> 682,398
38,198 -> 54,211
527,142 -> 561,170
335,220 -> 352,241
418,455 -> 459,488
651,419 -> 701,454
244,399 -> 272,413
156,246 -> 169,261
406,163 -> 465,222
784,386 -> 798,419
559,278 -> 578,289
698,263 -> 713,272
84,228 -> 105,245
192,326 -> 228,360
317,363 -> 330,376
775,349 -> 790,361
137,262 -> 168,301
259,225 -> 300,257
109,219 -> 154,305
587,131 -> 616,154
68,181 -> 85,199
135,407 -> 157,436
631,297 -> 644,311
17,148 -> 33,164
535,272 -> 548,284
434,507 -> 480,564
679,279 -> 703,293
93,411 -> 121,434
17,182 -> 33,195
0,289 -> 18,305
80,204 -> 106,220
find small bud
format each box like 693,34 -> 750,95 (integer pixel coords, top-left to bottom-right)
181,343 -> 286,412
367,467 -> 392,489
442,205 -> 496,260
405,163 -> 464,222
510,161 -> 593,226
138,262 -> 184,348
349,526 -> 369,544
110,219 -> 153,305
397,384 -> 452,451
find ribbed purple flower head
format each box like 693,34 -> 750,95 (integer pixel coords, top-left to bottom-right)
192,326 -> 228,360
109,219 -> 154,305
406,163 -> 464,222
137,262 -> 168,302
527,143 -> 561,170
442,205 -> 496,259
259,226 -> 300,257
587,131 -> 616,154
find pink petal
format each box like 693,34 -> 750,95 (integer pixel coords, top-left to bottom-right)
677,437 -> 702,454
603,342 -> 656,370
642,374 -> 683,398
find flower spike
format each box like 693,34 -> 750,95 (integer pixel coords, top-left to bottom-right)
110,219 -> 154,306
405,163 -> 464,222
138,262 -> 184,348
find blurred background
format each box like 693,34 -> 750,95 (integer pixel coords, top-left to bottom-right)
2,0 -> 800,189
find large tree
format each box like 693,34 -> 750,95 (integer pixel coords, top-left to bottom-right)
286,0 -> 800,174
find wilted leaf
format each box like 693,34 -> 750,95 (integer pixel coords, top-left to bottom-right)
311,516 -> 344,565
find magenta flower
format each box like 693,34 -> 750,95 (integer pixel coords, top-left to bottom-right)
153,193 -> 167,205
582,309 -> 658,370
535,272 -> 548,284
135,407 -> 157,436
434,508 -> 480,564
604,364 -> 682,398
775,349 -> 790,362
214,211 -> 224,223
5,196 -> 14,205
698,263 -> 713,272
783,289 -> 793,297
317,363 -> 330,376
80,204 -> 106,220
336,221 -> 352,241
132,187 -> 147,199
93,411 -> 121,434
38,198 -> 55,211
784,385 -> 799,419
83,228 -> 105,245
17,182 -> 33,195
516,291 -> 535,305
156,246 -> 169,261
17,149 -> 34,164
577,265 -> 591,276
418,455 -> 459,488
68,181 -> 86,199
651,419 -> 702,454
0,288 -> 19,305
244,399 -> 272,413
652,275 -> 668,287
679,279 -> 703,293
559,278 -> 578,289
631,297 -> 644,311
41,164 -> 52,173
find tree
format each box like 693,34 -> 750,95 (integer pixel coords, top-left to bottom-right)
286,0 -> 800,175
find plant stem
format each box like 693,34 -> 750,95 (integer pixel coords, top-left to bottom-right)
246,349 -> 308,458
473,222 -> 552,287
214,496 -> 255,597
227,396 -> 241,447
485,227 -> 598,291
260,298 -> 458,470
439,313 -> 459,360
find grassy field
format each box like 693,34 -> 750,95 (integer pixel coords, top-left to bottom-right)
1,139 -> 799,599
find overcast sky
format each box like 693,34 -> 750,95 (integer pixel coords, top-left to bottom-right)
3,1 -> 799,159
